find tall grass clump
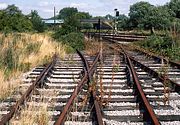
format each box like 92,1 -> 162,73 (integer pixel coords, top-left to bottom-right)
11,102 -> 49,125
0,33 -> 67,100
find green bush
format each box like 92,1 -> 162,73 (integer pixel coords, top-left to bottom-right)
59,32 -> 84,51
141,34 -> 174,50
139,34 -> 180,61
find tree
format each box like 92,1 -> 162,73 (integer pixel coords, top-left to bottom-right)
0,5 -> 33,32
168,0 -> 180,18
129,2 -> 154,29
146,6 -> 172,30
29,10 -> 46,32
75,12 -> 92,29
129,2 -> 172,30
58,7 -> 78,19
61,15 -> 81,34
56,7 -> 92,35
75,12 -> 92,19
117,14 -> 129,30
4,4 -> 21,15
104,14 -> 114,20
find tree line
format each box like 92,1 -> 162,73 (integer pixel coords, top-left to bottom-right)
1,0 -> 180,33
0,5 -> 46,33
114,0 -> 180,31
0,5 -> 92,33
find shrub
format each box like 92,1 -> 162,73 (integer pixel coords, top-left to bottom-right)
139,33 -> 180,61
54,32 -> 84,52
60,32 -> 84,51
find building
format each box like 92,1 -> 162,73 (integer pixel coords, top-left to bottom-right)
42,19 -> 64,27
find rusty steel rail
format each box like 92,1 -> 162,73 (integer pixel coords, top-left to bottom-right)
102,36 -> 145,42
122,49 -> 161,125
55,52 -> 101,125
76,50 -> 91,85
107,44 -> 160,124
102,35 -> 180,69
105,39 -> 180,92
0,54 -> 57,125
77,50 -> 104,125
119,44 -> 180,92
92,91 -> 104,125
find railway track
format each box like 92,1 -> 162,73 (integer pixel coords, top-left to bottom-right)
86,32 -> 147,43
0,33 -> 180,125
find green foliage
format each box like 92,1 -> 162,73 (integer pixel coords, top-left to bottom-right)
53,7 -> 90,52
128,1 -> 175,30
57,7 -> 92,34
0,5 -> 46,33
58,7 -> 78,20
129,2 -> 154,29
168,0 -> 180,18
139,34 -> 180,61
63,15 -> 81,34
55,32 -> 84,51
29,10 -> 46,32
117,14 -> 129,30
146,6 -> 172,30
0,5 -> 33,32
81,23 -> 93,29
141,35 -> 169,50
75,12 -> 92,19
104,14 -> 114,20
174,19 -> 180,33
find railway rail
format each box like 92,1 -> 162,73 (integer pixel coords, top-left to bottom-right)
0,32 -> 179,125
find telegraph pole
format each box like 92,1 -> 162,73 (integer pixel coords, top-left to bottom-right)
54,7 -> 56,29
98,18 -> 101,42
113,9 -> 117,40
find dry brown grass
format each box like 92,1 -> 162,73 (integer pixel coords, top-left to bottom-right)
21,33 -> 66,67
0,33 -> 67,100
84,38 -> 101,56
11,88 -> 60,125
0,69 -> 21,100
11,102 -> 49,125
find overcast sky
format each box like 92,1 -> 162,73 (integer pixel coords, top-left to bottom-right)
0,0 -> 170,18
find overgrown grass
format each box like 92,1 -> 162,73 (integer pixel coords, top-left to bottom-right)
0,33 -> 67,100
12,102 -> 49,125
84,38 -> 101,56
135,33 -> 180,61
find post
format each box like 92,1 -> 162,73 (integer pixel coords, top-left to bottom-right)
54,7 -> 56,29
98,19 -> 101,42
113,18 -> 115,40
174,22 -> 176,38
113,9 -> 118,40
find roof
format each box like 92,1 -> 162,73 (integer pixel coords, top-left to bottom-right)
42,19 -> 64,24
80,19 -> 110,23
